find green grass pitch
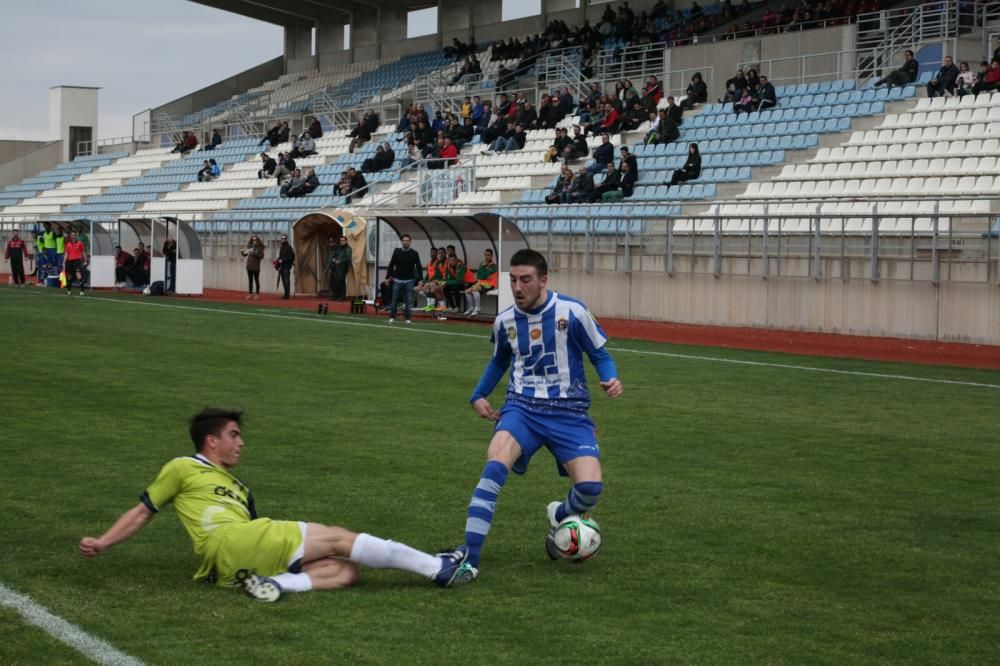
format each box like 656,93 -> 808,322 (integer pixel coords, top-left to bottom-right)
2,286 -> 999,665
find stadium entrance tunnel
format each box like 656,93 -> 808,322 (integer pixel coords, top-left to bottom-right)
370,212 -> 529,309
115,217 -> 204,294
291,208 -> 369,296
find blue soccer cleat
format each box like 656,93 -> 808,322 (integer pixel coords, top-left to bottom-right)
434,545 -> 470,587
243,574 -> 282,602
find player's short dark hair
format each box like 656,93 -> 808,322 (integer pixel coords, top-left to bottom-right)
509,248 -> 547,277
189,408 -> 243,452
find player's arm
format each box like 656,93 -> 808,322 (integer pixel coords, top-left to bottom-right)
574,311 -> 623,398
470,324 -> 513,420
79,503 -> 155,558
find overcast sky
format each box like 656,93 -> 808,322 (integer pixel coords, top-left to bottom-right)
0,0 -> 542,142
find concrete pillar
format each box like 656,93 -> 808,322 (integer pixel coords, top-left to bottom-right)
283,24 -> 313,60
379,5 -> 408,43
48,86 -> 98,162
352,9 -> 379,48
439,0 -> 474,32
316,19 -> 346,54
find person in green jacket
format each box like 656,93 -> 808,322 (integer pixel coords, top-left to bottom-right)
463,248 -> 498,316
326,235 -> 352,301
443,247 -> 466,314
54,227 -> 66,271
41,222 -> 56,266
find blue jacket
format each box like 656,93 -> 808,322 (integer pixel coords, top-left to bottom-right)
593,142 -> 614,165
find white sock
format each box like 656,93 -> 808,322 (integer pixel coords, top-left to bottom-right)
349,533 -> 440,578
270,572 -> 313,593
473,291 -> 481,309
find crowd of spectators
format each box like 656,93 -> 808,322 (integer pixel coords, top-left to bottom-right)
720,0 -> 883,39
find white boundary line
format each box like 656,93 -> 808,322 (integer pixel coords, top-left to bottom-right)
6,289 -> 1000,390
0,582 -> 144,665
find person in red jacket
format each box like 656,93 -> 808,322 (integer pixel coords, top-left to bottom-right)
600,102 -> 621,133
63,230 -> 88,295
439,136 -> 460,167
5,229 -> 30,286
973,59 -> 1000,94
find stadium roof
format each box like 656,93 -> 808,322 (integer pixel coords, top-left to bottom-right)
189,0 -> 434,26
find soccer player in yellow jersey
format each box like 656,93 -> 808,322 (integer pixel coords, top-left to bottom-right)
79,408 -> 469,601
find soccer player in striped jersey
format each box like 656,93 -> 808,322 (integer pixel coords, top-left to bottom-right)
449,249 -> 623,584
79,408 -> 469,601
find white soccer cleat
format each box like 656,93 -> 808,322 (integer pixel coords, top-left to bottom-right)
545,501 -> 562,560
243,574 -> 282,602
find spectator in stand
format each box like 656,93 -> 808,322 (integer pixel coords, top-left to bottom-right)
756,75 -> 777,111
280,168 -> 304,198
289,168 -> 320,198
453,117 -> 474,149
259,122 -> 283,147
549,127 -> 572,162
620,100 -> 645,132
363,110 -> 380,134
745,68 -> 761,94
516,102 -> 538,130
927,56 -> 960,98
619,146 -> 639,180
460,96 -> 473,121
537,96 -> 560,130
665,95 -> 683,126
664,143 -> 701,187
557,86 -> 575,117
875,50 -> 918,88
307,116 -> 323,139
362,142 -> 391,173
733,87 -> 755,115
113,245 -> 133,286
720,69 -> 748,104
289,132 -> 316,159
438,136 -> 460,167
241,234 -> 264,300
273,153 -> 296,185
462,248 -> 498,316
5,229 -> 29,286
956,61 -> 975,96
643,75 -> 664,106
276,121 -> 291,145
197,160 -> 212,182
349,119 -> 372,153
566,165 -> 593,203
586,132 -> 615,175
564,126 -> 589,162
204,129 -> 222,151
258,153 -> 276,179
681,72 -> 708,109
546,165 -> 576,204
487,123 -> 525,153
340,167 -> 367,204
590,163 -> 622,202
600,102 -> 622,133
619,161 -> 637,199
172,131 -> 198,154
973,59 -> 1000,94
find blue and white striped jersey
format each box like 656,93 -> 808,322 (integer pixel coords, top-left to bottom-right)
472,291 -> 617,414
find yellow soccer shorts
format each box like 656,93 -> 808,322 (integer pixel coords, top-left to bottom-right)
209,519 -> 305,587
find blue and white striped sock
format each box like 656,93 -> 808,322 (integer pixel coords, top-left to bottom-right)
464,461 -> 509,568
555,481 -> 603,523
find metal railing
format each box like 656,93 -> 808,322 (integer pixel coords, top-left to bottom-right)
6,202 -> 996,286
75,136 -> 139,158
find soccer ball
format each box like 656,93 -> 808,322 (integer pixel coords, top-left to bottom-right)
142,287 -> 151,295
552,514 -> 602,561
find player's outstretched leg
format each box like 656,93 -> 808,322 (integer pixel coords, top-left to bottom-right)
455,460 -> 510,585
545,481 -> 603,560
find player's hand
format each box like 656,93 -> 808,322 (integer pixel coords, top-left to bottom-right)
472,398 -> 499,421
600,378 -> 623,399
79,537 -> 105,558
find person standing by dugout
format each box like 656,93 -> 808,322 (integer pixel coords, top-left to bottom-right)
327,236 -> 352,301
163,235 -> 178,294
5,230 -> 30,286
382,233 -> 422,324
277,234 -> 295,299
242,235 -> 264,300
